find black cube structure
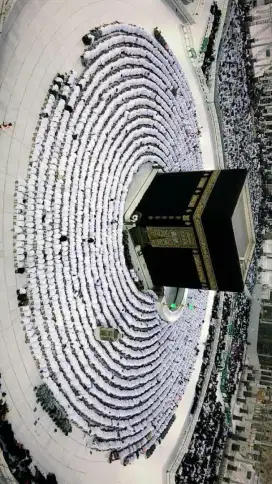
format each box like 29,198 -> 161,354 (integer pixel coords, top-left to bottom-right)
127,169 -> 255,292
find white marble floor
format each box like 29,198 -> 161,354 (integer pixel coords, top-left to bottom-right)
0,1 -> 217,483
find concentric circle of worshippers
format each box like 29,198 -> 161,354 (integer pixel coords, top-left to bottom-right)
13,23 -> 208,464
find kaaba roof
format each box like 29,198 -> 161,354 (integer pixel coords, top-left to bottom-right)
232,181 -> 256,283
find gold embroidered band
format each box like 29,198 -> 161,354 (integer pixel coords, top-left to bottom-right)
193,171 -> 220,290
146,226 -> 197,249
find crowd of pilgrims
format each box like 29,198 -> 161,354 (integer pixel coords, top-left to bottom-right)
176,369 -> 228,484
12,22 -> 209,466
201,2 -> 222,79
5,2 -> 267,477
190,321 -> 217,415
190,292 -> 235,414
0,377 -> 58,484
216,0 -> 270,290
3,284 -> 249,482
220,294 -> 250,404
176,288 -> 252,484
36,384 -> 72,435
214,294 -> 233,369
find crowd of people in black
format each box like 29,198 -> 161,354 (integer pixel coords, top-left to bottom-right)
191,292 -> 234,414
0,378 -> 58,484
214,294 -> 233,368
176,287 -> 251,483
191,321 -> 217,415
176,370 -> 228,484
202,2 -> 222,79
153,27 -> 169,50
217,0 -> 270,291
36,384 -> 72,435
220,293 -> 250,404
145,414 -> 176,460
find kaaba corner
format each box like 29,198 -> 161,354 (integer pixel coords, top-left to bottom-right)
124,168 -> 256,293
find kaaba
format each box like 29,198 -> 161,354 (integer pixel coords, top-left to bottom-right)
126,169 -> 255,292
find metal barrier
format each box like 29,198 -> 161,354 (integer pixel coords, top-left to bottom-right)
193,0 -> 205,21
164,0 -> 195,25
